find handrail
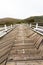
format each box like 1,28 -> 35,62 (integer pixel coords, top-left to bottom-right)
0,25 -> 16,38
31,25 -> 43,36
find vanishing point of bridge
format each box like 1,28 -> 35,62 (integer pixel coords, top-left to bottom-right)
0,24 -> 43,65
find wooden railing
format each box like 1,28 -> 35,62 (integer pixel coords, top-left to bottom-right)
30,24 -> 43,35
0,24 -> 16,38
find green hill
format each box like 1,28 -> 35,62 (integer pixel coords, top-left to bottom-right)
0,18 -> 21,25
0,16 -> 43,26
23,16 -> 43,26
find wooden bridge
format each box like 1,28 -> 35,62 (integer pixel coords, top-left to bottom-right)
0,24 -> 43,65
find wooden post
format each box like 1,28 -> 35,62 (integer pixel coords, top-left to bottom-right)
36,23 -> 38,28
11,24 -> 13,28
4,24 -> 7,31
30,23 -> 32,27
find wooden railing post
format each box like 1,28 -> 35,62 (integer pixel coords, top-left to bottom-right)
4,24 -> 7,31
11,24 -> 13,28
30,23 -> 32,27
36,23 -> 38,28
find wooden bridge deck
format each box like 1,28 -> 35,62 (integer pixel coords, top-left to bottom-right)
0,24 -> 43,65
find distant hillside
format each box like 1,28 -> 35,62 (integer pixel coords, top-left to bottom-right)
23,16 -> 43,25
0,16 -> 43,26
0,18 -> 21,25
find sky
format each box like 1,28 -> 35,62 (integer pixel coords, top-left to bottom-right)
0,0 -> 43,19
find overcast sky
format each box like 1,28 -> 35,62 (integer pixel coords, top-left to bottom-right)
0,0 -> 43,19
